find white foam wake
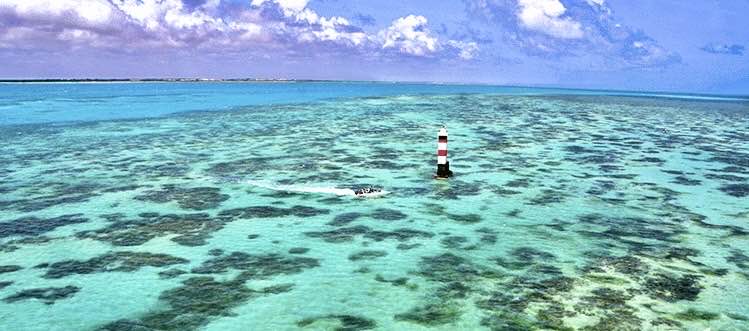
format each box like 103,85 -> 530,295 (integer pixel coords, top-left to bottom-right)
245,180 -> 356,196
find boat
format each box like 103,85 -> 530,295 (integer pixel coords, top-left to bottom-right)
353,187 -> 386,198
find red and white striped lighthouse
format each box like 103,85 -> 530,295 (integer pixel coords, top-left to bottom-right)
436,126 -> 453,178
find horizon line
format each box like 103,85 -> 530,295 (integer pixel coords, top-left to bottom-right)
1,78 -> 747,99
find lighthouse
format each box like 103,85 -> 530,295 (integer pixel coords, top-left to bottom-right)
436,126 -> 453,179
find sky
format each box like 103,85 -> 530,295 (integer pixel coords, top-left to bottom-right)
0,0 -> 747,94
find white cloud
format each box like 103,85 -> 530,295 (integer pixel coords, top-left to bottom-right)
112,0 -> 223,31
0,0 -> 477,61
447,40 -> 479,59
251,0 -> 369,46
2,0 -> 115,26
229,22 -> 263,40
251,0 -> 309,15
516,0 -> 583,39
380,15 -> 439,56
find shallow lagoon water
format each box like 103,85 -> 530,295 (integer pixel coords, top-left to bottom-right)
0,84 -> 748,330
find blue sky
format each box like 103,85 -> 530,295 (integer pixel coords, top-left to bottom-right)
0,0 -> 747,94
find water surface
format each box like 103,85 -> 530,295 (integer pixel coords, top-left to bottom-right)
0,83 -> 748,330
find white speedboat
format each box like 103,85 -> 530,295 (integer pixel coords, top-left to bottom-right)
353,187 -> 386,198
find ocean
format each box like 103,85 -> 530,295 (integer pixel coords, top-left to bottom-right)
0,82 -> 747,330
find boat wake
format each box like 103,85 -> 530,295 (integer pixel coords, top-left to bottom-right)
245,180 -> 388,197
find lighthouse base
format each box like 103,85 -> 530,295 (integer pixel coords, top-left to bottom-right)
435,162 -> 453,179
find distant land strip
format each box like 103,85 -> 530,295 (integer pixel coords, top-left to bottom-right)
0,78 -> 321,83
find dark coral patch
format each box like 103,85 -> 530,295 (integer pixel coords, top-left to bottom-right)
3,286 -> 79,305
348,250 -> 387,261
218,205 -> 329,219
704,173 -> 747,182
191,252 -> 319,280
395,302 -> 461,326
480,234 -> 498,244
446,213 -> 482,224
2,183 -> 100,212
304,226 -> 432,243
527,189 -> 567,205
370,208 -> 407,221
101,185 -> 147,193
510,247 -> 556,263
304,225 -> 370,243
78,213 -> 223,247
671,176 -> 701,186
480,312 -> 538,331
260,283 -> 294,294
577,288 -> 634,311
292,205 -> 331,217
536,306 -> 576,330
674,308 -> 719,321
396,243 -> 422,250
218,206 -> 289,218
0,265 -> 22,274
42,251 -> 188,279
435,282 -> 470,300
0,214 -> 87,239
582,254 -> 649,278
374,274 -> 411,287
643,273 -> 702,302
101,277 -> 255,331
564,145 -> 597,154
135,185 -> 229,210
207,157 -> 275,177
505,178 -> 530,188
102,253 -> 315,331
417,253 -> 485,282
719,183 -> 749,197
727,249 -> 749,269
576,213 -> 684,253
297,315 -> 376,331
288,247 -> 310,254
365,228 -> 433,242
581,312 -> 642,331
326,212 -> 363,226
158,269 -> 188,279
131,162 -> 190,178
440,236 -> 470,249
476,291 -> 529,312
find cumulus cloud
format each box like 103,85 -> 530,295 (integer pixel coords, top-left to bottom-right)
251,0 -> 368,47
0,0 -> 267,50
700,43 -> 744,56
252,0 -> 308,15
447,40 -> 480,59
380,15 -> 438,56
0,0 -> 477,61
516,0 -> 583,39
376,15 -> 479,59
3,0 -> 116,26
462,0 -> 679,67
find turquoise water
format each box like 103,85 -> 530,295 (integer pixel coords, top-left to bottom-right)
0,83 -> 748,330
2,82 -> 746,125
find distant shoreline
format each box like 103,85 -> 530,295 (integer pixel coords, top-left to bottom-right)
0,78 -> 310,83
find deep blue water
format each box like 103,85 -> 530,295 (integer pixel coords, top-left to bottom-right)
2,81 -> 746,125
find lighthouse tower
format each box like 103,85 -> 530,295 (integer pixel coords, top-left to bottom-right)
436,126 -> 453,178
